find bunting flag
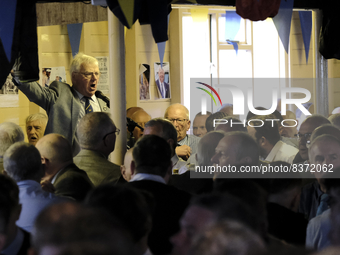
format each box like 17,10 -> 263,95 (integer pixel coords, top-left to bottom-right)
0,0 -> 17,62
157,14 -> 170,66
118,0 -> 134,28
225,11 -> 241,54
273,0 -> 295,54
67,23 -> 83,57
299,11 -> 312,63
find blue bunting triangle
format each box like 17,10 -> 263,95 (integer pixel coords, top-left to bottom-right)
273,0 -> 294,54
299,11 -> 312,63
67,23 -> 83,57
0,0 -> 17,62
225,11 -> 241,54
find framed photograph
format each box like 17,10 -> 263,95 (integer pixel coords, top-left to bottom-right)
154,62 -> 170,99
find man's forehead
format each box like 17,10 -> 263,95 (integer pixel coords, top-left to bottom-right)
80,62 -> 99,71
300,120 -> 322,133
193,115 -> 208,125
167,107 -> 187,118
27,120 -> 44,126
311,140 -> 340,155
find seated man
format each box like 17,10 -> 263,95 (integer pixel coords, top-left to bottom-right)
3,142 -> 67,232
36,133 -> 93,201
247,115 -> 298,164
0,122 -> 24,173
164,104 -> 200,161
127,135 -> 191,255
25,113 -> 48,146
0,175 -> 31,255
74,112 -> 121,186
192,111 -> 211,138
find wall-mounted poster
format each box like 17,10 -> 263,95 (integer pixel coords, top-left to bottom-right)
96,56 -> 109,95
40,67 -> 66,87
139,64 -> 150,100
154,62 -> 170,99
0,73 -> 19,108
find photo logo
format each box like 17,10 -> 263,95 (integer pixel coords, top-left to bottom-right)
196,82 -> 223,107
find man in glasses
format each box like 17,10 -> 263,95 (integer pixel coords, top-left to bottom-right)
74,112 -> 121,186
13,53 -> 109,155
293,115 -> 330,164
164,104 -> 200,161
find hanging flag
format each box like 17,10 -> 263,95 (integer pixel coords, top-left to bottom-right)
299,11 -> 312,63
118,0 -> 134,28
0,0 -> 17,62
67,23 -> 83,57
157,15 -> 170,66
225,11 -> 241,54
273,0 -> 295,54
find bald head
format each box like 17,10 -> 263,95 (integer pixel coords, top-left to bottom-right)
196,131 -> 225,166
131,110 -> 151,141
126,107 -> 143,119
311,124 -> 340,142
164,104 -> 190,141
329,113 -> 340,129
36,134 -> 73,165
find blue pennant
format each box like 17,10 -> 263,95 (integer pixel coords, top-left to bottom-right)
0,0 -> 17,62
299,11 -> 312,63
225,11 -> 241,54
157,14 -> 170,66
273,0 -> 295,54
67,23 -> 83,57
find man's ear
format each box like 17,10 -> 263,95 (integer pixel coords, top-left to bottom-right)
259,136 -> 266,147
130,160 -> 136,175
120,165 -> 126,179
187,120 -> 191,131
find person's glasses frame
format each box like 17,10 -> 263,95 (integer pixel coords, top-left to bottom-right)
75,72 -> 101,79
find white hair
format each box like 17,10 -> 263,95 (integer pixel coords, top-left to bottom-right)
0,122 -> 25,156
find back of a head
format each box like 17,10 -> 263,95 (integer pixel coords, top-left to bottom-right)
77,112 -> 114,149
197,131 -> 225,166
226,131 -> 260,165
215,116 -> 247,133
189,220 -> 265,255
126,107 -> 143,118
329,114 -> 340,130
249,115 -> 281,146
310,124 -> 340,142
3,142 -> 42,182
32,202 -> 132,255
302,114 -> 330,129
205,112 -> 229,132
0,175 -> 19,234
246,107 -> 266,122
133,134 -> 172,177
36,134 -> 73,164
190,194 -> 261,237
0,122 -> 24,156
84,184 -> 153,243
145,118 -> 177,148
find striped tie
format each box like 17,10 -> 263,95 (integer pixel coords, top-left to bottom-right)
84,97 -> 93,114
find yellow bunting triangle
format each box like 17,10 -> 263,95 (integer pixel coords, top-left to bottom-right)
118,0 -> 135,28
190,9 -> 208,23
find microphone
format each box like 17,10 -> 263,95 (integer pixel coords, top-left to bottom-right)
127,117 -> 144,132
95,90 -> 110,108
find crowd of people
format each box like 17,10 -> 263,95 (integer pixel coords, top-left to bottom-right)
1,53 -> 340,255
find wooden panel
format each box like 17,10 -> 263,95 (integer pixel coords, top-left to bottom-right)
36,2 -> 108,26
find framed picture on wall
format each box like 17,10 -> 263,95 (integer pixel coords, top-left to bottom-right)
139,64 -> 150,100
154,62 -> 170,99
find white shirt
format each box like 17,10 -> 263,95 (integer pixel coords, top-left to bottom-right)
171,154 -> 190,175
75,90 -> 101,118
265,140 -> 299,164
129,173 -> 166,184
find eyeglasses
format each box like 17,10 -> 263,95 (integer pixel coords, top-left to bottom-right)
294,133 -> 312,140
75,72 -> 101,79
167,118 -> 188,124
103,128 -> 120,140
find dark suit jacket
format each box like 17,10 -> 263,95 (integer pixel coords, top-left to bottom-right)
17,81 -> 109,150
156,79 -> 170,98
73,149 -> 121,186
127,180 -> 191,255
54,163 -> 93,201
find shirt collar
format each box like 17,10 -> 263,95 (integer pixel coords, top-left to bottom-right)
74,89 -> 96,101
178,135 -> 188,146
1,228 -> 24,255
129,173 -> 166,184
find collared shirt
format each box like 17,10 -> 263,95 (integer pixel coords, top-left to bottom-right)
178,134 -> 200,158
171,154 -> 190,175
265,140 -> 299,164
299,180 -> 324,221
1,228 -> 24,255
74,90 -> 101,118
16,180 -> 67,232
306,208 -> 332,250
129,173 -> 166,184
51,169 -> 63,184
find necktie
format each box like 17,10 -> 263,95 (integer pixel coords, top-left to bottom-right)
316,193 -> 329,216
160,83 -> 164,98
84,97 -> 93,114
